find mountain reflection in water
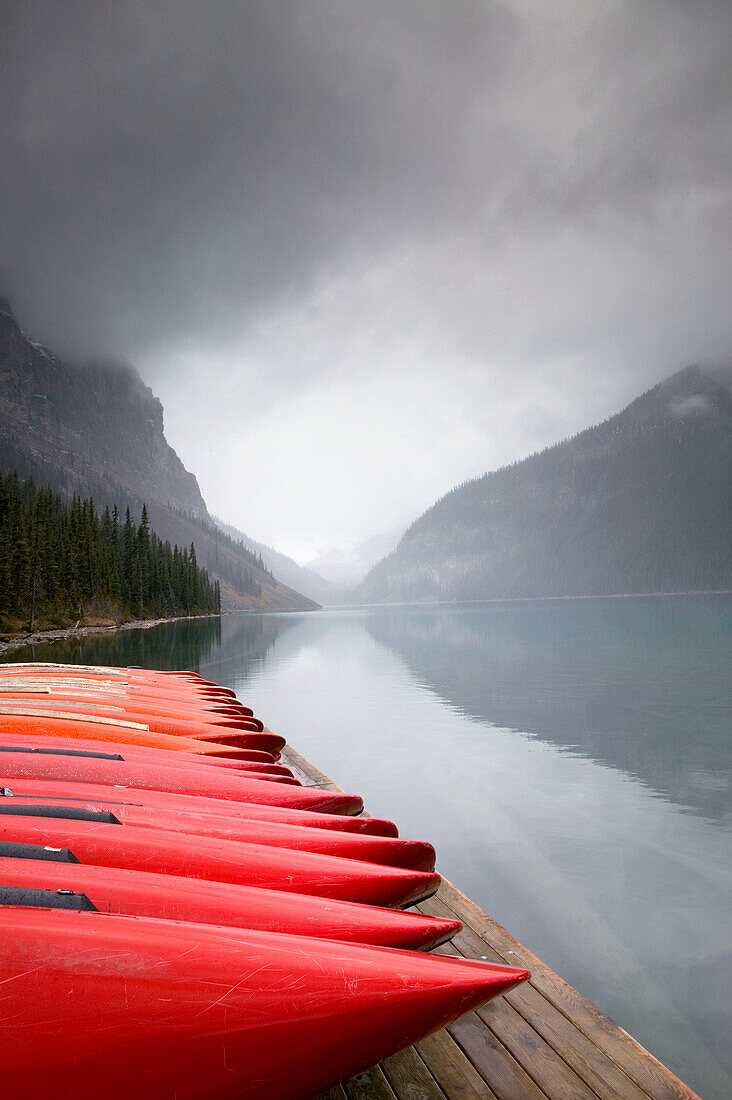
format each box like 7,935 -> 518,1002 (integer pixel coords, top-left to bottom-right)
360,597 -> 731,822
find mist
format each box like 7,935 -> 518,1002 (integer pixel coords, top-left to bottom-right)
2,1 -> 730,561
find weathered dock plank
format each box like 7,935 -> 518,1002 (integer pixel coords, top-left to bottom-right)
416,1030 -> 498,1100
443,1010 -> 548,1100
344,1066 -> 400,1100
381,1046 -> 448,1099
280,745 -> 701,1100
422,898 -> 649,1100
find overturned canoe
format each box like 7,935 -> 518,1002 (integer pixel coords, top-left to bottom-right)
0,665 -> 241,704
0,729 -> 278,765
0,856 -> 459,950
0,775 -> 399,836
0,741 -> 298,786
0,693 -> 265,734
0,799 -> 434,870
0,745 -> 362,813
0,709 -> 283,755
0,817 -> 439,906
0,907 -> 529,1100
0,679 -> 253,714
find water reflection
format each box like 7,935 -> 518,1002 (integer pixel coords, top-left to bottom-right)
6,612 -> 302,680
361,597 -> 732,822
197,600 -> 732,1098
11,615 -> 224,671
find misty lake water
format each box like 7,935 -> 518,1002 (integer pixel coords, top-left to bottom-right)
11,595 -> 731,1099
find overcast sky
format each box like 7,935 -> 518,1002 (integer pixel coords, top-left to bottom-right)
2,1 -> 730,563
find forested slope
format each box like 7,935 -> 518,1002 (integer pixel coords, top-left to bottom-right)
359,365 -> 731,603
0,471 -> 220,634
212,516 -> 344,606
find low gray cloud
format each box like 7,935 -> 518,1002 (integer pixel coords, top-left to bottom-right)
2,1 -> 730,557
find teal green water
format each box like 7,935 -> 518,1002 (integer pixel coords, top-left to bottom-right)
8,596 -> 732,1099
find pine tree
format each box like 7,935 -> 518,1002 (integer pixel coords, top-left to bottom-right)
0,472 -> 220,631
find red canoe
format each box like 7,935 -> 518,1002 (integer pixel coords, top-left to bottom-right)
0,857 -> 459,950
0,696 -> 265,735
0,665 -> 257,709
0,817 -> 439,907
0,742 -> 300,786
0,739 -> 295,781
0,775 -> 399,836
0,663 -> 221,685
0,908 -> 529,1100
0,678 -> 255,718
0,800 -> 435,870
0,729 -> 278,765
0,684 -> 254,719
0,747 -> 362,813
0,709 -> 283,755
0,666 -> 241,703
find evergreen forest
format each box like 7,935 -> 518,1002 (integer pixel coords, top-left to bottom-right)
0,471 -> 220,635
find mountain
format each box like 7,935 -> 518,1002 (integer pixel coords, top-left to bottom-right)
359,365 -> 732,604
212,517 -> 344,607
0,295 -> 208,521
212,519 -> 402,602
305,530 -> 402,587
0,296 -> 317,612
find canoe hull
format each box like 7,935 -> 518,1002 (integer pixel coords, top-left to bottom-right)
0,775 -> 399,836
0,799 -> 434,869
0,907 -> 529,1100
0,729 -> 278,765
0,710 -> 283,755
0,816 -> 439,907
0,857 -> 459,949
0,747 -> 363,813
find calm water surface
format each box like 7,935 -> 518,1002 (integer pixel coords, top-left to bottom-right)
15,596 -> 732,1099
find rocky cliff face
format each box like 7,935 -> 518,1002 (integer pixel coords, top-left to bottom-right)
0,297 -> 207,520
0,297 -> 318,612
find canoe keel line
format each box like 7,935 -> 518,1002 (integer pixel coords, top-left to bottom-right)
0,661 -> 528,1099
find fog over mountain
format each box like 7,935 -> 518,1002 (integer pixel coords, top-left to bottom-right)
306,531 -> 403,588
359,365 -> 732,603
2,2 -> 729,560
212,516 -> 343,607
0,297 -> 317,612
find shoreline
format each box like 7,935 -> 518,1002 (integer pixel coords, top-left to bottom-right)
329,588 -> 731,611
0,613 -> 222,659
1,588 -> 728,655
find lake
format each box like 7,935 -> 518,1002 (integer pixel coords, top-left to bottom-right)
10,595 -> 732,1099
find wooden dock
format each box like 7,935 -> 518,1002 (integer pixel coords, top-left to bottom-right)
281,745 -> 702,1100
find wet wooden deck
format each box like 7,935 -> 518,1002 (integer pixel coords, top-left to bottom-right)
280,744 -> 701,1100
